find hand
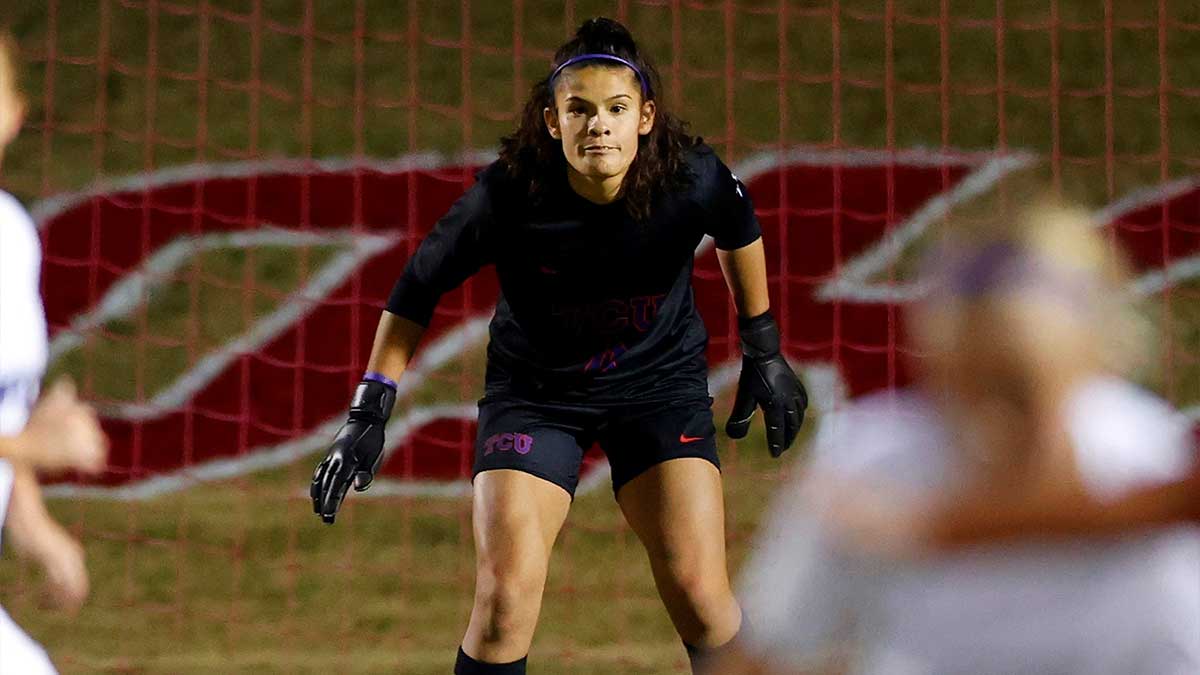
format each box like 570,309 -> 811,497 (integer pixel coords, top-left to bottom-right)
21,379 -> 109,474
311,379 -> 396,524
34,525 -> 90,613
725,311 -> 807,457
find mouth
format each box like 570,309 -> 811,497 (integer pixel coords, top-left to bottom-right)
583,145 -> 619,153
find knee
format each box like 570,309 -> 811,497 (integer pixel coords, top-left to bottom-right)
657,554 -> 740,643
665,553 -> 732,607
473,561 -> 546,644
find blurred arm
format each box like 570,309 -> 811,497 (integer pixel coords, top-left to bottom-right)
927,466 -> 1200,548
4,463 -> 89,612
5,463 -> 56,556
0,379 -> 108,474
0,435 -> 37,463
717,237 -> 770,318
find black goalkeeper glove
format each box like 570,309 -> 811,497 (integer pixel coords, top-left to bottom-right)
311,378 -> 397,524
724,311 -> 807,457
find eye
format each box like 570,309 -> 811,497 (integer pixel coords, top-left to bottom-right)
567,106 -> 586,116
610,105 -> 626,114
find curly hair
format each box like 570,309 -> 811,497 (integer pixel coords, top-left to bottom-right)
498,18 -> 699,222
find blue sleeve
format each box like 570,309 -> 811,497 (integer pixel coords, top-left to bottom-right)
385,170 -> 497,327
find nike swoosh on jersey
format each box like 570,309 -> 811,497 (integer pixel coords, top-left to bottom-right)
679,434 -> 704,443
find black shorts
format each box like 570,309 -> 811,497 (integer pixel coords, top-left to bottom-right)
473,393 -> 720,498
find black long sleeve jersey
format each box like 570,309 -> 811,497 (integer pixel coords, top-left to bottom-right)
387,143 -> 761,403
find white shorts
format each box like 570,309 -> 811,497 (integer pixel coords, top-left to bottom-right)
0,604 -> 56,674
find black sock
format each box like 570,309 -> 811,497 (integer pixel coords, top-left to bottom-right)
454,646 -> 528,675
683,636 -> 737,674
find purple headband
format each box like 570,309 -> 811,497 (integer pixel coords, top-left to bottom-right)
951,241 -> 1022,297
937,240 -> 1095,310
549,53 -> 649,97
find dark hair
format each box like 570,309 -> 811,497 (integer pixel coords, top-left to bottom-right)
498,18 -> 699,221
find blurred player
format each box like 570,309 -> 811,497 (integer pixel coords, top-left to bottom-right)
0,33 -> 110,675
310,17 -> 806,675
714,203 -> 1200,674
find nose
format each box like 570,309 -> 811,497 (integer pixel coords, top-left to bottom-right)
587,113 -> 609,136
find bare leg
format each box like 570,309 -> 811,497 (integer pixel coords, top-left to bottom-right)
617,458 -> 741,652
461,469 -> 572,664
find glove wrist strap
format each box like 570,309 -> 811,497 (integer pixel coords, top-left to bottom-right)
738,310 -> 781,358
349,379 -> 396,423
363,370 -> 398,390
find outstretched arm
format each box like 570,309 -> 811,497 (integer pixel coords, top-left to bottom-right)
716,237 -> 807,457
927,467 -> 1200,548
825,464 -> 1200,560
310,311 -> 426,524
312,167 -> 497,524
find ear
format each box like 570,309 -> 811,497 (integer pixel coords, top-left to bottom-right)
638,99 -> 656,136
543,106 -> 562,140
0,98 -> 24,148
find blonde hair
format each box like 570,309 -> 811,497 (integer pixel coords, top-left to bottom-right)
918,200 -> 1151,377
0,32 -> 20,107
0,32 -> 25,168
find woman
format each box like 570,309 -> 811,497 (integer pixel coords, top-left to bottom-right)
718,203 -> 1200,674
311,18 -> 806,674
0,34 -> 110,674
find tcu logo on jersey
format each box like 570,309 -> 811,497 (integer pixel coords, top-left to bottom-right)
551,294 -> 666,336
32,151 -> 1200,499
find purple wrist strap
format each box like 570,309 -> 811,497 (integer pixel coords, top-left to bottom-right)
363,371 -> 398,391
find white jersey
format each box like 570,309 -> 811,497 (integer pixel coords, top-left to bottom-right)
0,189 -> 57,674
739,379 -> 1200,675
0,189 -> 48,542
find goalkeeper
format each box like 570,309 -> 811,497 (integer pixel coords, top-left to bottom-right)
311,16 -> 806,675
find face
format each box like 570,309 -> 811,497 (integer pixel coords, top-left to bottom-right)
916,297 -> 1090,471
932,308 -> 1039,463
543,65 -> 655,186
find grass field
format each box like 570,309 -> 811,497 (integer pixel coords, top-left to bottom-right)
2,1 -> 1199,673
7,426 -> 786,674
